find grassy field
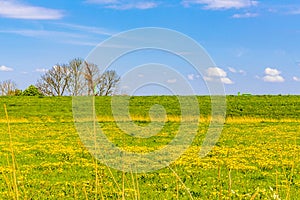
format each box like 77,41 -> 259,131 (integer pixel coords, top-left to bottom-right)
0,96 -> 300,199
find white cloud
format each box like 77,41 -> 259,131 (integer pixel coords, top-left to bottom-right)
86,0 -> 119,3
86,0 -> 158,10
293,76 -> 300,82
262,67 -> 285,83
239,70 -> 246,75
55,23 -> 114,36
205,67 -> 233,84
187,74 -> 195,80
167,79 -> 177,83
35,68 -> 48,73
264,67 -> 281,76
0,65 -> 13,71
4,23 -> 115,46
287,8 -> 300,15
0,29 -> 83,38
0,28 -> 102,46
138,74 -> 144,78
0,0 -> 64,20
232,12 -> 259,18
203,76 -> 213,81
206,67 -> 227,77
108,2 -> 157,10
266,5 -> 300,16
62,40 -> 99,47
228,67 -> 246,75
182,0 -> 258,10
263,75 -> 284,83
228,67 -> 237,73
220,77 -> 234,84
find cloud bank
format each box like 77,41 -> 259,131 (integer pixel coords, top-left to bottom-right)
262,67 -> 285,82
0,0 -> 64,20
0,65 -> 13,72
85,0 -> 158,10
205,67 -> 234,84
182,0 -> 258,10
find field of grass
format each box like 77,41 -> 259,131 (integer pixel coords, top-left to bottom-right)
0,96 -> 300,199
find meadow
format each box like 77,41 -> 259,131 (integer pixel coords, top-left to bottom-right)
0,95 -> 299,199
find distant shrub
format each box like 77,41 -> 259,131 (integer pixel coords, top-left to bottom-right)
22,85 -> 43,96
13,89 -> 23,96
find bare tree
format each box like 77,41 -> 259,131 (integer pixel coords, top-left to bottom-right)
67,58 -> 85,96
0,80 -> 17,96
82,61 -> 101,96
36,64 -> 70,96
96,70 -> 120,96
35,59 -> 121,96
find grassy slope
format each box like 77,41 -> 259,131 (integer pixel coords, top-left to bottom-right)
0,96 -> 299,199
1,95 -> 300,120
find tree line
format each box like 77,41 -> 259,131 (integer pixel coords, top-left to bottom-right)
0,58 -> 120,96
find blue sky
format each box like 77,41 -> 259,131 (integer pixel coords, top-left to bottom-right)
0,0 -> 300,95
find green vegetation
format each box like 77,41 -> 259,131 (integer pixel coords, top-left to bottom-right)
21,85 -> 44,97
0,96 -> 299,199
